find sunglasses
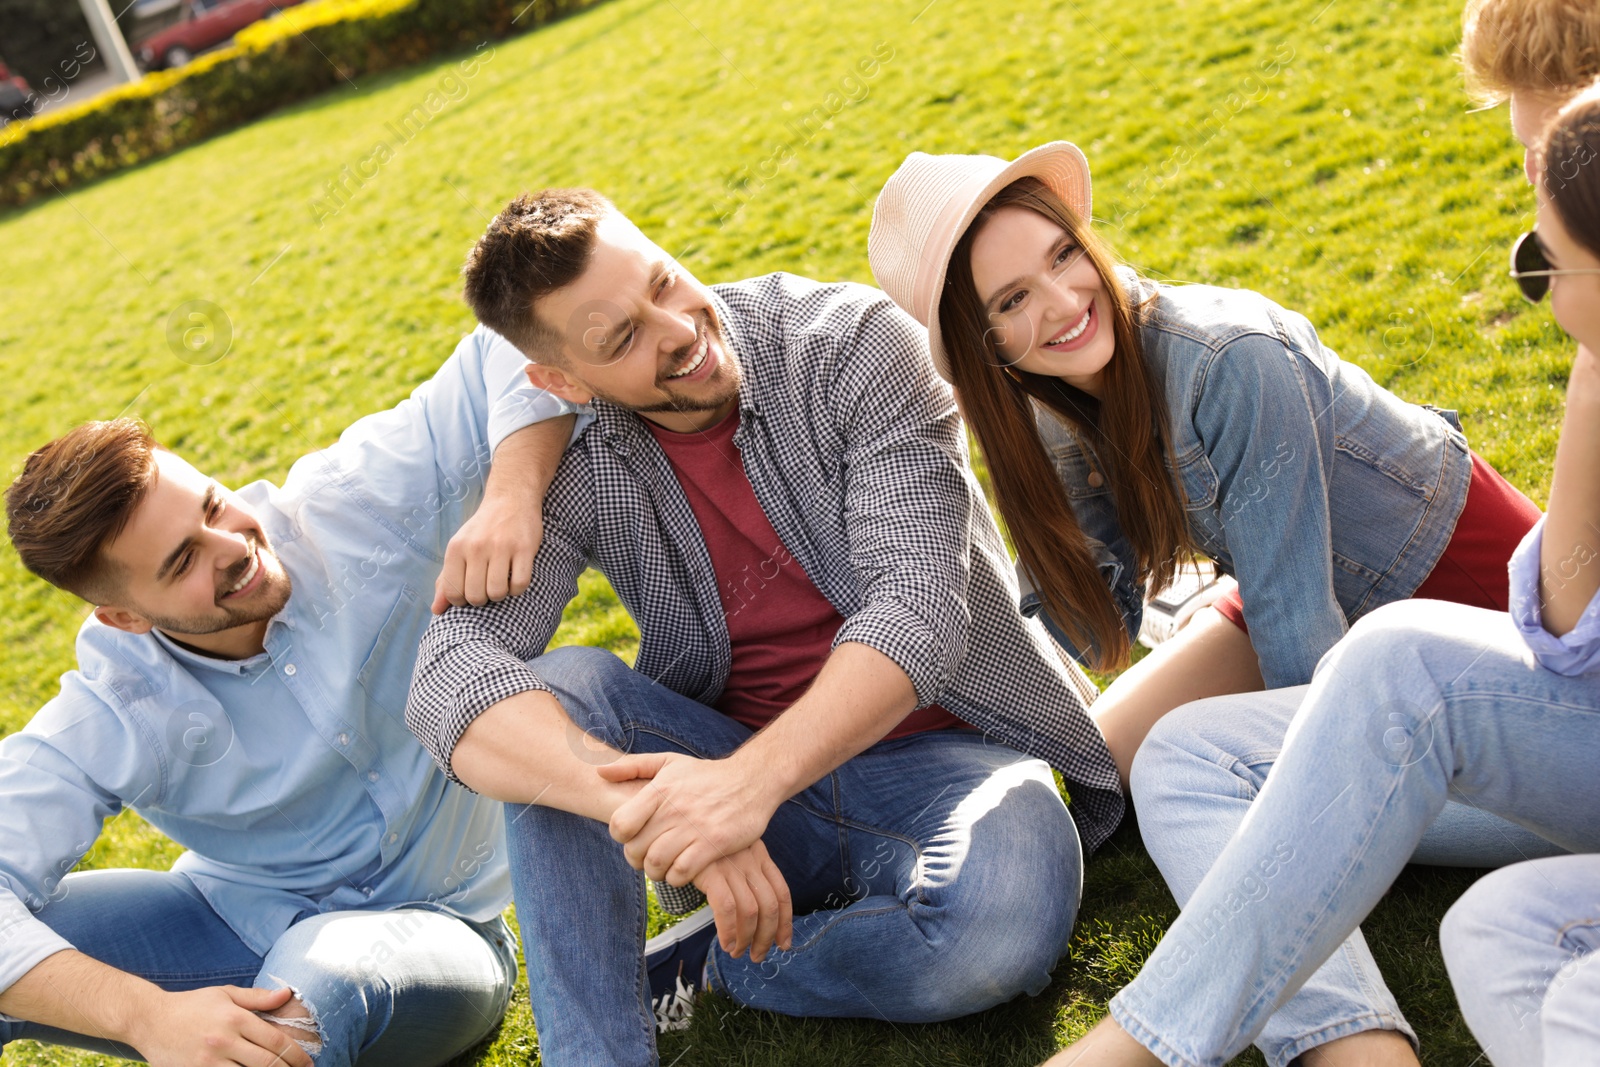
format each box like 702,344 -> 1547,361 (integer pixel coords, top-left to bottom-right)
1508,230 -> 1600,302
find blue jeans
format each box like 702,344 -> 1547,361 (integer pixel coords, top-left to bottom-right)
0,868 -> 517,1066
1443,854 -> 1600,1064
1113,599 -> 1594,1067
506,646 -> 1084,1067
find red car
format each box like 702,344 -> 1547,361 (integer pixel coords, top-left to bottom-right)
134,0 -> 306,71
0,61 -> 37,125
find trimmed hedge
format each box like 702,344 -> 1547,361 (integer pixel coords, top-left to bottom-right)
0,0 -> 601,208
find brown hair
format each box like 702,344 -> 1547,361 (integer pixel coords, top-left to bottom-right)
5,418 -> 160,602
1460,0 -> 1600,105
1543,83 -> 1600,258
461,187 -> 613,360
940,178 -> 1191,671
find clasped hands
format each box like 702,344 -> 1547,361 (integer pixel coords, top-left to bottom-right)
600,751 -> 795,963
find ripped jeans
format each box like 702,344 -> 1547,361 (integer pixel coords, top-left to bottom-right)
0,869 -> 516,1066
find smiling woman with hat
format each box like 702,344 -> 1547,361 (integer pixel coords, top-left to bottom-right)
868,142 -> 1543,799
868,140 -> 1566,1066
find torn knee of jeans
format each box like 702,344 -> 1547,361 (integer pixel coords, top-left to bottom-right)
255,983 -> 324,1057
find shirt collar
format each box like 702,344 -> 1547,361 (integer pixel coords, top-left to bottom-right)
152,627 -> 272,676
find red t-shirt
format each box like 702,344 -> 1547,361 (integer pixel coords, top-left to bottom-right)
646,409 -> 963,738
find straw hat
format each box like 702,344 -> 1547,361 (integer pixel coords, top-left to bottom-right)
868,141 -> 1092,383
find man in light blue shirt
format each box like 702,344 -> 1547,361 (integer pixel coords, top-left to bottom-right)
0,327 -> 577,1067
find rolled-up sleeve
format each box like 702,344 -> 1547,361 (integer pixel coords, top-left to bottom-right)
1509,517 -> 1600,675
479,326 -> 591,454
405,458 -> 597,781
0,894 -> 72,1001
298,325 -> 585,562
0,684 -> 153,996
827,298 -> 973,706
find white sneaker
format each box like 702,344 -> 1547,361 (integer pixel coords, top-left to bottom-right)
644,907 -> 717,1033
1137,560 -> 1236,649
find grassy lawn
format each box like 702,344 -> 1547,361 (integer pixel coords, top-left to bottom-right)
0,0 -> 1572,1061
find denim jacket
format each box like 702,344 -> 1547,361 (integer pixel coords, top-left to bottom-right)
1028,269 -> 1472,689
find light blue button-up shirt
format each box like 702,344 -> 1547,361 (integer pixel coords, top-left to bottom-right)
0,326 -> 579,995
1510,516 -> 1600,676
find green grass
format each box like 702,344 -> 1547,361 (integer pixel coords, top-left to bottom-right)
0,0 -> 1574,1061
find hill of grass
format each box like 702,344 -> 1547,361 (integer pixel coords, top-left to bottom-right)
0,0 -> 1572,1062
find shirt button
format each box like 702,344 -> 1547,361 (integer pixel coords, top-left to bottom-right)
367,770 -> 380,782
284,664 -> 297,676
386,833 -> 399,844
1086,471 -> 1104,488
362,887 -> 374,897
337,733 -> 349,746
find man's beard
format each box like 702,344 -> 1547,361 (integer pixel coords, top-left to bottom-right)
150,543 -> 293,637
592,311 -> 742,415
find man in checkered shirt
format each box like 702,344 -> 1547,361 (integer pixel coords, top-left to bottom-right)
405,188 -> 1123,1066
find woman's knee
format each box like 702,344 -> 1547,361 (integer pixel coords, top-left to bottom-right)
1128,699 -> 1217,808
1440,863 -> 1543,976
1129,687 -> 1302,809
1328,599 -> 1496,681
1442,857 -> 1600,964
1440,861 -> 1595,1053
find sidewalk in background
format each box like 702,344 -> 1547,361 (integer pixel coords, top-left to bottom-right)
31,68 -> 126,117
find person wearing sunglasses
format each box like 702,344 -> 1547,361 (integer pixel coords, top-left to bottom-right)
1044,83 -> 1600,1067
1509,228 -> 1600,302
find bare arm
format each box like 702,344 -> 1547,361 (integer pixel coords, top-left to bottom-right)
433,415 -> 576,614
450,687 -> 644,819
451,688 -> 794,961
736,641 -> 916,799
0,950 -> 311,1067
1539,345 -> 1600,636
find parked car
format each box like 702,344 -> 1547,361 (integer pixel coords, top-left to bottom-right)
133,0 -> 306,71
126,0 -> 189,42
0,61 -> 38,126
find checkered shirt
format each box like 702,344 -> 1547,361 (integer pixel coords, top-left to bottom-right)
406,272 -> 1125,854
